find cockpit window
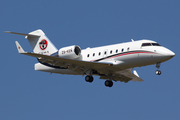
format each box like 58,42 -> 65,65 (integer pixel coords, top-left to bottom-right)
142,43 -> 152,47
142,43 -> 161,47
152,43 -> 161,46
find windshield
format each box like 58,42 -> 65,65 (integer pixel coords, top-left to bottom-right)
151,43 -> 161,46
142,43 -> 161,47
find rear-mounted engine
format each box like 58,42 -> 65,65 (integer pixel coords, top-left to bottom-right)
51,45 -> 81,59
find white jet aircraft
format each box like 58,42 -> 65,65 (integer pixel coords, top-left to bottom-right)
5,29 -> 175,87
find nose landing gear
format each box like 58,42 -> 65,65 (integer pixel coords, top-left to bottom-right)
155,70 -> 161,75
155,63 -> 161,75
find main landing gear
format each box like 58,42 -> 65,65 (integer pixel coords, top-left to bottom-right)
155,63 -> 161,75
85,73 -> 114,87
85,75 -> 113,87
104,74 -> 113,87
85,75 -> 94,83
105,80 -> 113,87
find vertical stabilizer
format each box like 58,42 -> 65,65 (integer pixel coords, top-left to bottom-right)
26,29 -> 57,55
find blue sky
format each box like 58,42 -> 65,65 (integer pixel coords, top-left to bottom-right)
0,0 -> 179,120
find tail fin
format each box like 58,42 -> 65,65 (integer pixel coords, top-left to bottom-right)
26,29 -> 57,55
5,29 -> 58,55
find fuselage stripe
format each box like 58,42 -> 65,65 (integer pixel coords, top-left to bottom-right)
91,51 -> 155,62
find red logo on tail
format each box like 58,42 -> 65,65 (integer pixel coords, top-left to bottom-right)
39,39 -> 48,50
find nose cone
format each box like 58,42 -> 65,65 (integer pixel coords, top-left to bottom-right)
156,47 -> 175,62
164,48 -> 175,58
169,51 -> 175,58
161,48 -> 175,60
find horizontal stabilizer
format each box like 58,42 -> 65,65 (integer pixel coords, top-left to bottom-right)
15,41 -> 25,53
4,31 -> 40,37
5,29 -> 57,54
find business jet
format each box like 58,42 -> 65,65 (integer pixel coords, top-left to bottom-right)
5,29 -> 175,87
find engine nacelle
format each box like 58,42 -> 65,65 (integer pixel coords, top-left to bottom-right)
56,45 -> 81,59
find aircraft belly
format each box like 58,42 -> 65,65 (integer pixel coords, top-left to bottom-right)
114,52 -> 160,68
138,53 -> 162,66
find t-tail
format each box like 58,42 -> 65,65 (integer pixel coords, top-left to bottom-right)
5,29 -> 58,55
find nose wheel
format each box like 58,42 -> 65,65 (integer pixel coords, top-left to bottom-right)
155,63 -> 161,75
155,70 -> 161,75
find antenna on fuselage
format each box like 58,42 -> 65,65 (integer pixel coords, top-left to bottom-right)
131,39 -> 134,42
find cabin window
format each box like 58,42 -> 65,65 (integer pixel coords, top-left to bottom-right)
110,50 -> 112,54
99,52 -> 101,56
122,49 -> 124,52
127,47 -> 130,51
104,51 -> 107,55
87,54 -> 89,57
93,53 -> 95,56
116,49 -> 118,53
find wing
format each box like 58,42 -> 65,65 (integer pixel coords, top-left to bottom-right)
15,41 -> 144,83
99,69 -> 143,83
15,41 -> 114,74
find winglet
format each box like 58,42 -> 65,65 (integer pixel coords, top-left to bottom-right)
133,70 -> 139,77
15,41 -> 25,53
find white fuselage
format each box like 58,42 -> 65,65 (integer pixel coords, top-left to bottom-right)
8,29 -> 175,86
35,39 -> 175,74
